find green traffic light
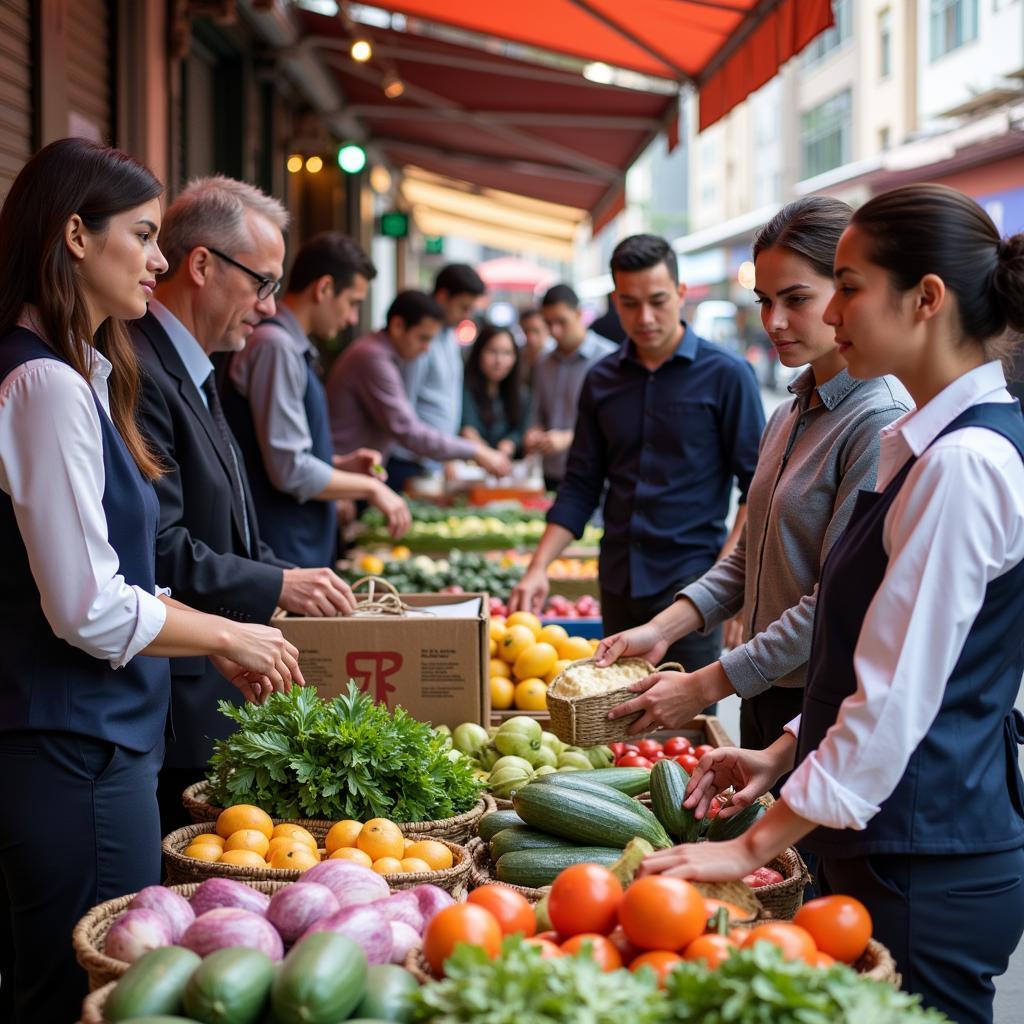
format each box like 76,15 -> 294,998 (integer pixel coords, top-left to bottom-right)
337,143 -> 367,174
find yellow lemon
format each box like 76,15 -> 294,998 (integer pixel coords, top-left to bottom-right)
506,611 -> 542,639
514,678 -> 548,711
538,624 -> 569,646
490,676 -> 515,710
499,625 -> 536,664
556,635 -> 595,661
391,545 -> 411,560
325,819 -> 364,854
513,641 -> 558,681
358,554 -> 386,576
489,619 -> 507,643
490,658 -> 512,679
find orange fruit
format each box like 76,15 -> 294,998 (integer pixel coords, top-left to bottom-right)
490,658 -> 512,679
399,857 -> 432,873
404,838 -> 416,851
489,619 -> 508,643
372,857 -> 404,875
545,659 -> 572,685
405,840 -> 454,871
514,678 -> 548,711
490,637 -> 497,656
191,833 -> 225,849
513,642 -> 558,680
357,819 -> 404,861
219,849 -> 267,868
490,677 -> 515,710
506,611 -> 542,639
619,876 -> 706,951
268,845 -> 320,871
185,843 -> 222,862
216,804 -> 273,840
556,635 -> 594,661
267,837 -> 309,859
272,824 -> 317,850
538,624 -> 568,646
325,819 -> 364,854
329,847 -> 374,867
499,625 -> 536,664
423,904 -> 503,976
224,828 -> 271,857
631,950 -> 684,986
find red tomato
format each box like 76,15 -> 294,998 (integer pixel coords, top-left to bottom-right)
422,904 -> 503,976
467,885 -> 536,937
548,864 -> 623,937
560,933 -> 623,971
693,744 -> 714,759
706,798 -> 723,819
524,937 -> 563,959
618,876 -> 706,951
617,754 -> 653,769
676,754 -> 699,772
793,895 -> 873,964
682,933 -> 737,969
648,750 -> 667,761
663,736 -> 692,757
742,923 -> 817,964
609,742 -> 627,757
630,950 -> 683,987
637,739 -> 664,758
536,930 -> 562,943
814,950 -> 835,968
703,898 -> 752,924
607,925 -> 641,965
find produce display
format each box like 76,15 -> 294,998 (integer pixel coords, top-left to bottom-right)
205,683 -> 483,822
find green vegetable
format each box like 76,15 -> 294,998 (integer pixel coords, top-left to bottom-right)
663,943 -> 951,1023
408,935 -> 664,1023
478,808 -> 526,841
182,946 -> 274,1024
350,964 -> 418,1022
489,826 -> 575,860
494,717 -> 543,759
706,800 -> 767,841
584,745 -> 615,769
487,764 -> 534,800
271,932 -> 368,1024
103,947 -> 201,1021
205,683 -> 484,822
496,847 -> 622,887
555,751 -> 594,770
451,723 -> 489,756
649,758 -> 700,843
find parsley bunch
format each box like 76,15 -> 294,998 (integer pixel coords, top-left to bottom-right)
205,683 -> 484,822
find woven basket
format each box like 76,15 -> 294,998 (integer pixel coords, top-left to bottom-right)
79,980 -> 115,1024
856,937 -> 901,985
546,658 -> 683,746
163,823 -> 470,895
746,846 -> 810,920
404,946 -> 434,984
72,879 -> 288,991
182,781 -> 490,843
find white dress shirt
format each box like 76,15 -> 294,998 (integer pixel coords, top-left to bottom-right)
0,342 -> 168,669
148,298 -> 214,405
783,361 -> 1024,830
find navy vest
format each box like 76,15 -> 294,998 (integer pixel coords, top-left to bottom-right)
221,320 -> 337,568
0,329 -> 170,752
797,401 -> 1024,857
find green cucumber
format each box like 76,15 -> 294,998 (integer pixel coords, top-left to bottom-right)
706,800 -> 767,841
650,758 -> 701,843
477,808 -> 526,842
495,847 -> 621,887
513,783 -> 672,849
116,1018 -> 199,1023
270,932 -> 367,1024
530,773 -> 668,832
350,964 -> 418,1022
564,766 -> 652,795
182,946 -> 275,1024
103,946 -> 201,1021
489,826 -> 575,860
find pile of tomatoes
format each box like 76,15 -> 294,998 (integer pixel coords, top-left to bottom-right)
611,736 -> 714,775
421,864 -> 874,985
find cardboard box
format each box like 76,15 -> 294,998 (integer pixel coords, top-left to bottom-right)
274,593 -> 490,728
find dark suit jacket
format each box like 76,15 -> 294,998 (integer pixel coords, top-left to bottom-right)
131,311 -> 291,770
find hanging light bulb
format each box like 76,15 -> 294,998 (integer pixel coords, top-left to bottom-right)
305,155 -> 324,174
286,154 -> 303,174
350,38 -> 372,62
383,70 -> 405,100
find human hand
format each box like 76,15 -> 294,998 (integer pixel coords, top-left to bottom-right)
508,568 -> 549,615
473,445 -> 512,478
607,670 -> 710,734
279,567 -> 356,616
638,838 -> 760,882
542,429 -> 574,454
594,623 -> 670,668
215,623 -> 304,695
333,448 -> 384,478
684,745 -> 784,820
723,614 -> 744,650
523,427 -> 545,454
497,438 -> 516,458
370,481 -> 412,538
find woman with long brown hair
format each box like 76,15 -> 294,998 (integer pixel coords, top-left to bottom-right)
0,138 -> 303,1023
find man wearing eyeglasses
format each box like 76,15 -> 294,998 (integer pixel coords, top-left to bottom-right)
129,177 -> 369,832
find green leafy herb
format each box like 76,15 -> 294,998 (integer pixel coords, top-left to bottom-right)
205,683 -> 484,822
409,936 -> 666,1024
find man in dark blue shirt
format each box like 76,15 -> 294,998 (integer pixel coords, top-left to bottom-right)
510,235 -> 764,675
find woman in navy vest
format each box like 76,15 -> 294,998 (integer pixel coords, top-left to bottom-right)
643,185 -> 1024,1024
0,139 -> 304,1024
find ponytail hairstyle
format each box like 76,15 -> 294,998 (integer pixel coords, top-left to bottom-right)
850,183 -> 1024,360
752,195 -> 853,276
0,137 -> 164,479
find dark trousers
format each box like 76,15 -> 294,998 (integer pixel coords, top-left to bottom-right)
601,577 -> 723,713
385,455 -> 426,495
157,763 -> 202,835
0,731 -> 163,1024
821,847 -> 1024,1024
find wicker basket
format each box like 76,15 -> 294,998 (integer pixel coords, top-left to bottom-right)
746,846 -> 810,920
465,836 -> 548,902
163,822 -> 471,895
546,658 -> 684,746
79,980 -> 115,1024
404,946 -> 434,984
72,879 -> 288,991
856,937 -> 901,985
182,781 -> 490,843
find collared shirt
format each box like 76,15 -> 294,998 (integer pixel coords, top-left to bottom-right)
547,324 -> 765,598
0,338 -> 167,668
148,299 -> 214,409
227,306 -> 333,503
783,361 -> 1024,830
326,331 -> 477,463
531,330 -> 618,480
680,369 -> 911,698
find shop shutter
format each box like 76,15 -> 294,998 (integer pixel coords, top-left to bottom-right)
0,0 -> 32,201
67,0 -> 112,144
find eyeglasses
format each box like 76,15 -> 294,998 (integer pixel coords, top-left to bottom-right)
205,246 -> 281,301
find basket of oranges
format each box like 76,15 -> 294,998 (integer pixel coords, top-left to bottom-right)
163,804 -> 471,895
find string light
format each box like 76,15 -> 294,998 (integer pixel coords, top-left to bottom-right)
305,155 -> 324,173
383,70 -> 405,99
286,154 -> 303,174
350,38 -> 372,62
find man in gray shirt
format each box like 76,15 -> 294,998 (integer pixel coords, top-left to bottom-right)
222,233 -> 410,567
387,264 -> 486,492
525,283 -> 617,489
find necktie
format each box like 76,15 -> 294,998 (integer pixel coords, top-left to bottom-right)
201,372 -> 252,555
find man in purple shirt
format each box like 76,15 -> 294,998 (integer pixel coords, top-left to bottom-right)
326,290 -> 511,480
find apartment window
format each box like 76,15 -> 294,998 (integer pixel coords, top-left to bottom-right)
802,0 -> 854,66
801,90 -> 852,178
878,7 -> 892,77
930,0 -> 979,58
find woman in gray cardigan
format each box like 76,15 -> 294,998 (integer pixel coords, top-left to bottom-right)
597,197 -> 911,750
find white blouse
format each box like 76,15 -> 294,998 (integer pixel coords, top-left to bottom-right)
783,361 -> 1024,830
0,349 -> 168,669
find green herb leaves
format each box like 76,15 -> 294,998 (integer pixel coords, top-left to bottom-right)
205,683 -> 484,822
